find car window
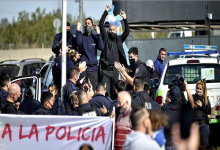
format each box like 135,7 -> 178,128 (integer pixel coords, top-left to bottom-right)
29,63 -> 41,74
0,65 -> 20,78
22,65 -> 29,75
40,65 -> 49,86
44,67 -> 53,90
163,64 -> 220,84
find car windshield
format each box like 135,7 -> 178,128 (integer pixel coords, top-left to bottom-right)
0,65 -> 20,78
163,64 -> 220,84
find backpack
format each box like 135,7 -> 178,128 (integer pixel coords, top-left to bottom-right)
52,56 -> 61,89
139,94 -> 152,110
78,104 -> 99,116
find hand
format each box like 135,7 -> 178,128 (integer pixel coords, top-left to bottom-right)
120,9 -> 126,19
105,5 -> 110,12
194,104 -> 198,109
184,80 -> 189,90
57,39 -> 62,46
110,110 -> 115,118
77,22 -> 81,30
78,61 -> 87,73
196,100 -> 202,107
88,79 -> 93,91
100,105 -> 108,115
79,77 -> 85,84
172,123 -> 199,150
114,62 -> 125,74
15,102 -> 20,109
94,25 -> 100,34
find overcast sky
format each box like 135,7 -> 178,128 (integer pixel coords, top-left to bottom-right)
0,0 -> 112,23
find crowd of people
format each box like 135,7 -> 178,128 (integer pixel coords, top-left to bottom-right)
0,5 -> 214,150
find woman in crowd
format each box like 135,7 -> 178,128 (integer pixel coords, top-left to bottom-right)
193,79 -> 211,146
48,83 -> 65,115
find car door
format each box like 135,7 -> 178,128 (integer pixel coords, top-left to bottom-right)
11,75 -> 41,102
39,62 -> 53,93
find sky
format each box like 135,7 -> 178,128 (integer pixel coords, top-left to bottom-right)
0,0 -> 112,23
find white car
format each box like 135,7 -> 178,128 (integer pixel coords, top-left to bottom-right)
157,46 -> 220,110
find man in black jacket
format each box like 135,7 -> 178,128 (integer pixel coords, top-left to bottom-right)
99,5 -> 129,98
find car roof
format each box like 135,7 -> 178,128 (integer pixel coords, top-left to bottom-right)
169,57 -> 219,66
0,58 -> 46,66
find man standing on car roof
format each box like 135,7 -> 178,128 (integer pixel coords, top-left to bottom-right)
99,5 -> 129,98
52,22 -> 77,55
76,18 -> 104,89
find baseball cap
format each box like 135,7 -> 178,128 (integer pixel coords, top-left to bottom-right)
169,85 -> 181,101
146,60 -> 154,68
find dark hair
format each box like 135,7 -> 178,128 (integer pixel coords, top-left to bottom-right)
79,144 -> 93,150
40,92 -> 53,105
115,80 -> 125,92
24,86 -> 34,98
67,22 -> 70,26
159,48 -> 166,54
68,66 -> 80,79
96,83 -> 105,92
144,83 -> 149,92
130,105 -> 146,130
128,47 -> 138,55
85,18 -> 93,25
0,73 -> 10,87
133,77 -> 144,90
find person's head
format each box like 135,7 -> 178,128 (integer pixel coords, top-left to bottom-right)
68,66 -> 80,83
166,90 -> 171,103
85,18 -> 93,34
70,91 -> 79,106
115,80 -> 125,95
117,91 -> 131,114
41,92 -> 54,110
128,47 -> 139,65
78,90 -> 88,105
109,25 -> 117,34
0,73 -> 11,90
133,77 -> 144,93
130,105 -> 151,133
95,83 -> 106,96
8,83 -> 21,103
196,79 -> 208,105
24,86 -> 34,99
146,59 -> 154,69
66,22 -> 71,31
169,85 -> 181,101
48,84 -> 58,98
79,144 -> 93,150
149,110 -> 169,131
158,48 -> 166,61
144,83 -> 150,95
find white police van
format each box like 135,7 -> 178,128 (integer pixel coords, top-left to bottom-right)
157,44 -> 220,112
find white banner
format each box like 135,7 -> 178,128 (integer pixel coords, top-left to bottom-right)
0,115 -> 113,150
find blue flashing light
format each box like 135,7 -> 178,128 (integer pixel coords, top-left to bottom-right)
183,44 -> 217,50
167,51 -> 218,56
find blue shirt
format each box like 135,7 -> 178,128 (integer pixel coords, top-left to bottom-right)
76,31 -> 104,71
154,56 -> 165,78
0,87 -> 8,110
133,91 -> 160,110
62,79 -> 77,114
33,106 -> 53,115
89,93 -> 113,116
52,95 -> 66,115
19,97 -> 41,114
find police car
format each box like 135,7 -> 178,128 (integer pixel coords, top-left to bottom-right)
156,44 -> 220,113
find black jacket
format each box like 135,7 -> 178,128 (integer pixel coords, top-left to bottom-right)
99,10 -> 129,68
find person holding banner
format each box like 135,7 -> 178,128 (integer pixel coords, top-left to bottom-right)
99,5 -> 129,99
33,92 -> 54,115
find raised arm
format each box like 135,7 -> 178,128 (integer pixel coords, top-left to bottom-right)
76,22 -> 83,46
99,5 -> 110,41
94,25 -> 104,50
119,9 -> 129,43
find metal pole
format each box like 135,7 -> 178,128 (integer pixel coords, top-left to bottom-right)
206,0 -> 210,45
79,0 -> 83,32
61,0 -> 67,100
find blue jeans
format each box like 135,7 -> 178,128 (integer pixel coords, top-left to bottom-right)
199,124 -> 210,147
